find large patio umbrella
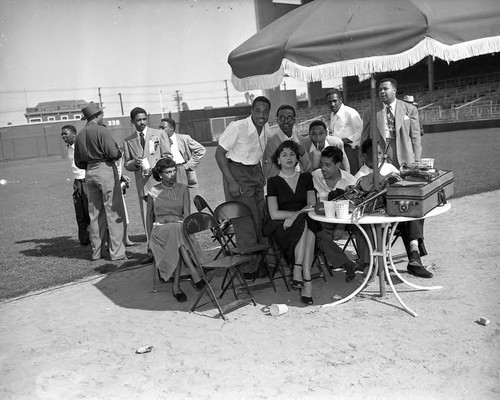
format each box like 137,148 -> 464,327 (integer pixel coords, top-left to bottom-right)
229,0 -> 500,91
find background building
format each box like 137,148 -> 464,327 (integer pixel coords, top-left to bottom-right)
25,100 -> 88,123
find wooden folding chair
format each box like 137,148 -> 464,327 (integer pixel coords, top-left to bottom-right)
183,212 -> 256,321
214,201 -> 274,291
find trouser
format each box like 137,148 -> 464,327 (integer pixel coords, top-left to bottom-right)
345,145 -> 360,176
222,161 -> 265,243
316,230 -> 350,269
86,161 -> 126,261
73,178 -> 90,244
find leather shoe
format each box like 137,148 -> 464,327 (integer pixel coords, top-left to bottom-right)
141,255 -> 154,265
243,268 -> 268,280
407,264 -> 433,278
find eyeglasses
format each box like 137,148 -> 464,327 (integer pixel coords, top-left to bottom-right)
277,116 -> 295,123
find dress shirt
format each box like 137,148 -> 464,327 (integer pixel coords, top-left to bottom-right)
169,134 -> 185,165
136,126 -> 148,140
329,104 -> 362,148
68,144 -> 86,180
308,136 -> 344,170
312,169 -> 357,194
354,163 -> 400,180
218,115 -> 271,165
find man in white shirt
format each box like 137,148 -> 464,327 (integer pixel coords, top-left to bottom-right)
159,117 -> 206,188
262,104 -> 310,179
216,96 -> 272,242
327,89 -> 362,175
61,125 -> 90,246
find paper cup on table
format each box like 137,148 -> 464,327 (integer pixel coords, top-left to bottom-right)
318,192 -> 328,202
335,200 -> 350,219
421,158 -> 434,168
323,201 -> 336,218
269,304 -> 288,316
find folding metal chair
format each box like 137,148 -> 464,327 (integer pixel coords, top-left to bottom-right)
214,201 -> 274,291
182,212 -> 256,321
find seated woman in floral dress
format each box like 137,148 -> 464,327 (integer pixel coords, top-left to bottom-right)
146,157 -> 205,302
264,140 -> 322,305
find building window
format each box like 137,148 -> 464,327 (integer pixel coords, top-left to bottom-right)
73,115 -> 81,120
29,118 -> 42,123
47,116 -> 56,122
61,115 -> 69,120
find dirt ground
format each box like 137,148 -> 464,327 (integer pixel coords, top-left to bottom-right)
0,191 -> 499,400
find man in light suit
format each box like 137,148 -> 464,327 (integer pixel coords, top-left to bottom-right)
159,117 -> 206,188
262,104 -> 310,179
123,107 -> 171,263
361,79 -> 431,278
361,77 -> 421,169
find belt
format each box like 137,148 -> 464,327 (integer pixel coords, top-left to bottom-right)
228,159 -> 257,167
87,160 -> 107,165
75,178 -> 85,182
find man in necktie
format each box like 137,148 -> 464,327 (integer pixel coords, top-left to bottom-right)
123,107 -> 171,264
159,117 -> 206,188
360,78 -> 431,279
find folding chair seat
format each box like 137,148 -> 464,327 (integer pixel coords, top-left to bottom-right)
182,212 -> 256,321
214,201 -> 274,291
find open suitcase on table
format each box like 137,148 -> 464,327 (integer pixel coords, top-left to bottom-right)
386,170 -> 454,217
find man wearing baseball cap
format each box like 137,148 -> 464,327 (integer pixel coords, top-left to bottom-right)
74,102 -> 127,261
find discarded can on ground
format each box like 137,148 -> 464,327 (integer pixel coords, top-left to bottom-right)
332,294 -> 343,301
478,317 -> 490,326
136,346 -> 154,354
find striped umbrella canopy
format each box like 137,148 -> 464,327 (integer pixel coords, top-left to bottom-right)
229,0 -> 500,91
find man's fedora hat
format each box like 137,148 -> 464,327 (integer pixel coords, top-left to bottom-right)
81,102 -> 104,120
403,95 -> 417,104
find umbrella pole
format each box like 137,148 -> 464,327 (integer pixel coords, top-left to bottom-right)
369,75 -> 386,297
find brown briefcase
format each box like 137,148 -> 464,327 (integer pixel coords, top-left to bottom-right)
386,170 -> 454,217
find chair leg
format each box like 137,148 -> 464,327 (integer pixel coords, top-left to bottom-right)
152,263 -> 157,292
234,267 -> 256,306
313,247 -> 328,282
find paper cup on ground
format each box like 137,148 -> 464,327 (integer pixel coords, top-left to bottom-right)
318,192 -> 328,202
335,200 -> 350,219
269,304 -> 288,316
323,201 -> 336,218
421,158 -> 434,168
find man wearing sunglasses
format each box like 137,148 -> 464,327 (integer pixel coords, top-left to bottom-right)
262,104 -> 310,179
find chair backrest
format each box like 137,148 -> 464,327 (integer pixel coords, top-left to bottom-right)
193,195 -> 215,215
183,212 -> 232,265
213,201 -> 259,246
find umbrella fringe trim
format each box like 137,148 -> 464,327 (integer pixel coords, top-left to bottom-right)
231,36 -> 500,91
285,37 -> 500,82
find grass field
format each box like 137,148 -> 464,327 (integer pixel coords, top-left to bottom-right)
0,128 -> 499,300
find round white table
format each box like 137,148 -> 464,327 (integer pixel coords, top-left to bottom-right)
309,202 -> 451,316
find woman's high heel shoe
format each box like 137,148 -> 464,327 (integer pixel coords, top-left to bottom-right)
300,279 -> 313,305
291,263 -> 304,290
172,288 -> 187,302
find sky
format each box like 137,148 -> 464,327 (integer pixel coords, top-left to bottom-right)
0,0 -> 307,126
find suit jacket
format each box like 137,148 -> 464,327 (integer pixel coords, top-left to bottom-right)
262,131 -> 311,179
361,99 -> 422,167
174,133 -> 206,187
123,127 -> 171,198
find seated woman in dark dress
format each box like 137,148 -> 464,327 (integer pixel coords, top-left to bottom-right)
264,140 -> 322,305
